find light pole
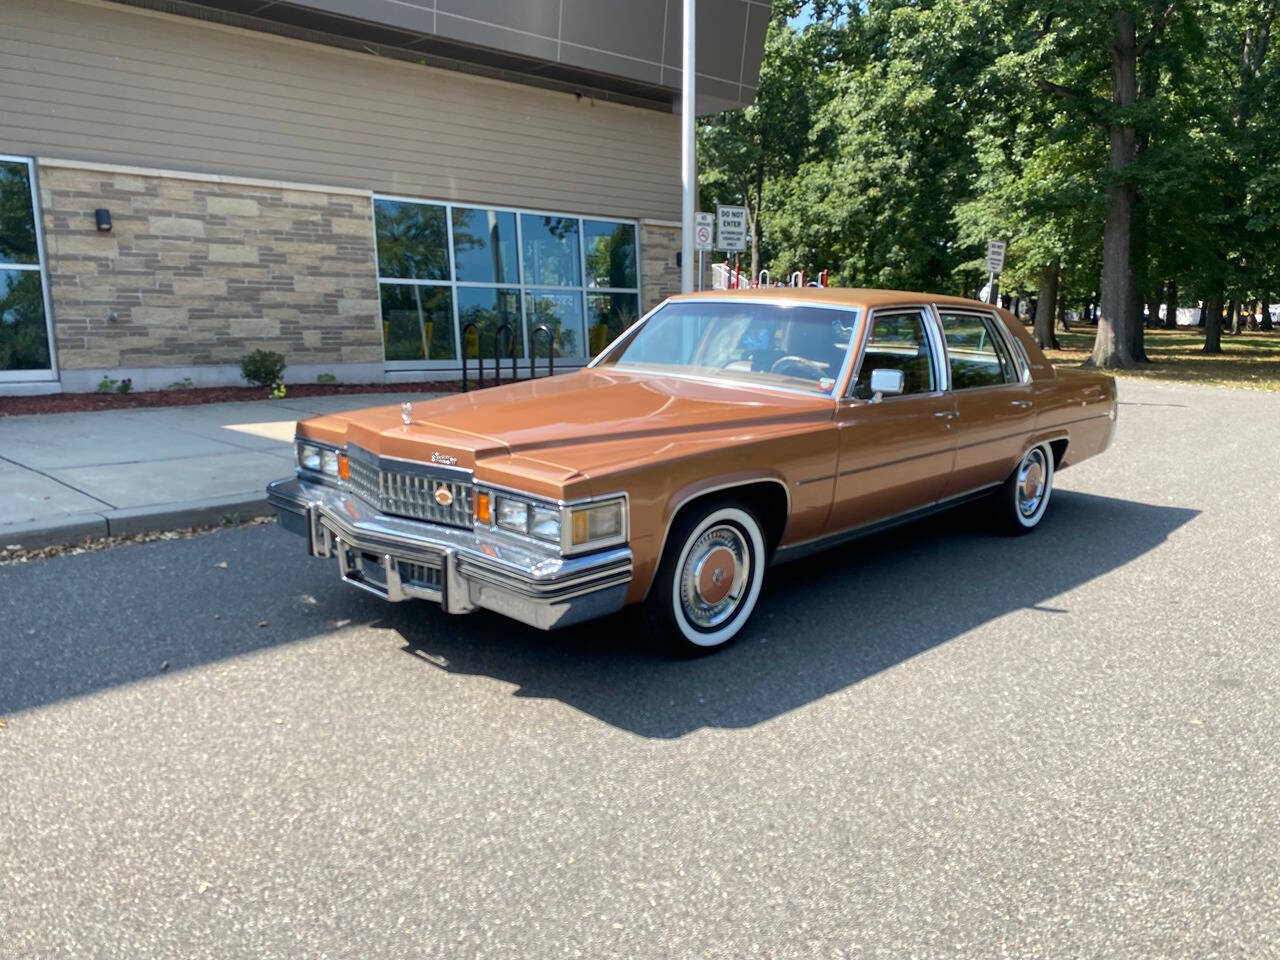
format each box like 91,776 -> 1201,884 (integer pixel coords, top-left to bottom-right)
680,0 -> 696,294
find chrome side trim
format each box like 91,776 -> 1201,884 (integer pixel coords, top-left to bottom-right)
771,482 -> 1002,565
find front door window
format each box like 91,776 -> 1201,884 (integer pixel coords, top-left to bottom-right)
0,157 -> 54,378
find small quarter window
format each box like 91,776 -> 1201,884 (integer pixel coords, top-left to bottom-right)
852,310 -> 937,398
939,312 -> 1017,389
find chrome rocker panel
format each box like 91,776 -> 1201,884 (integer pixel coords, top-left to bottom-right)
267,478 -> 631,631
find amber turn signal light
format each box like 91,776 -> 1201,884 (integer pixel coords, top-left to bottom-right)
474,492 -> 491,525
571,509 -> 589,545
337,452 -> 349,481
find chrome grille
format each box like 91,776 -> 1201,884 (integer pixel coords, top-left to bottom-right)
346,445 -> 474,528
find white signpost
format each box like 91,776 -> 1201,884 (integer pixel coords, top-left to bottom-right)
694,212 -> 714,290
716,204 -> 748,252
695,212 -> 714,251
985,239 -> 1007,304
985,239 -> 1007,275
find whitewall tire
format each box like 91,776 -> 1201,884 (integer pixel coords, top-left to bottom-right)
999,443 -> 1054,533
650,503 -> 767,654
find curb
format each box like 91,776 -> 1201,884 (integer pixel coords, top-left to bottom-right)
2,494 -> 274,550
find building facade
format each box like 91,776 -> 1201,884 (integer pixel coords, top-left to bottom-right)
0,0 -> 766,394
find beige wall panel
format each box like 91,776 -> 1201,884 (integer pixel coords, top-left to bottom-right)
0,0 -> 681,220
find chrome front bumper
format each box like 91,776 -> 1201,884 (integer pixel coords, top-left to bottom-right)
266,478 -> 631,631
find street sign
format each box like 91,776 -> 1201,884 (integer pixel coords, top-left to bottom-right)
716,204 -> 748,252
985,239 -> 1007,276
694,212 -> 714,252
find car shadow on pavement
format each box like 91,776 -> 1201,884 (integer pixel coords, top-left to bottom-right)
386,491 -> 1199,739
0,492 -> 1195,731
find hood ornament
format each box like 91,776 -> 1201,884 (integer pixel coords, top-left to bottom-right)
401,401 -> 412,426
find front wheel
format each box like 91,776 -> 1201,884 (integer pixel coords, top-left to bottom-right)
997,443 -> 1055,534
648,502 -> 767,655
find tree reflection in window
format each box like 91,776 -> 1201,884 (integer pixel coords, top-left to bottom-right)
374,200 -> 448,281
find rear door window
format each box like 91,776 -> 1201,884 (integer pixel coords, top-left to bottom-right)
939,312 -> 1017,389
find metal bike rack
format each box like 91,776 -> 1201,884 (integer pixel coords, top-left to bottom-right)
531,324 -> 554,379
461,321 -> 479,392
495,323 -> 517,385
462,322 -> 521,392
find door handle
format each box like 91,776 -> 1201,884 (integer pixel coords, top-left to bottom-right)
1010,400 -> 1032,409
934,410 -> 956,418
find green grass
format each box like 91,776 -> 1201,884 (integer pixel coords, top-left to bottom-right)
1039,326 -> 1280,391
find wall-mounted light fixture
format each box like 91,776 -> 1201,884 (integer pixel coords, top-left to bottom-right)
95,208 -> 112,232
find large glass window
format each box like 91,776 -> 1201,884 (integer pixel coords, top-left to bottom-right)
526,290 -> 584,359
374,199 -> 448,281
452,207 -> 518,284
458,286 -> 522,359
583,220 -> 637,289
520,215 -> 580,287
379,284 -> 454,361
374,197 -> 640,366
0,158 -> 54,376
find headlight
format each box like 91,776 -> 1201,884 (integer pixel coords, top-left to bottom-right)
320,448 -> 340,478
478,489 -> 625,553
297,441 -> 322,472
569,499 -> 624,548
495,495 -> 530,533
296,439 -> 345,482
529,505 -> 561,542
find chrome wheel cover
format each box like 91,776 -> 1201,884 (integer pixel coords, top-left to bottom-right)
678,523 -> 751,630
1017,448 -> 1048,518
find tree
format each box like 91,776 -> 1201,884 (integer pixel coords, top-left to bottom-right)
698,5 -> 841,279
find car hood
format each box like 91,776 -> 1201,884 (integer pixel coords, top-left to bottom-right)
297,369 -> 833,496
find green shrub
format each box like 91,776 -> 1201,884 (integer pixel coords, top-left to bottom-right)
316,372 -> 337,384
166,377 -> 195,390
116,378 -> 132,395
240,350 -> 287,389
96,376 -> 119,393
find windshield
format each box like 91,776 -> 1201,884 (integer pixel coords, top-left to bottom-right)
596,300 -> 860,396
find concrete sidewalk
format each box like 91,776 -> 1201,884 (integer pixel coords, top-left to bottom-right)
0,392 -> 432,548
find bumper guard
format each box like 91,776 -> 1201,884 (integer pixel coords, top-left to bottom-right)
267,477 -> 631,631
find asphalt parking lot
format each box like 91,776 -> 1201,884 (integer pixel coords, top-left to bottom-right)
2,379 -> 1278,959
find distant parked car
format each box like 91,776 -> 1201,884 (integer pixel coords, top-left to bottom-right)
268,289 -> 1116,653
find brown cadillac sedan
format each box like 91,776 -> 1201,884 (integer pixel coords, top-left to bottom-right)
268,289 -> 1116,653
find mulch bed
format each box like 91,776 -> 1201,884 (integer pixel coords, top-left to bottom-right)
0,379 -> 484,417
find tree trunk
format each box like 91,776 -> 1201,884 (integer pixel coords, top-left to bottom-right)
1057,299 -> 1071,332
749,153 -> 765,282
1091,11 -> 1140,368
1262,297 -> 1274,331
1198,302 -> 1206,327
1164,279 -> 1178,330
1033,261 -> 1061,349
1203,295 -> 1224,353
1147,286 -> 1163,331
1226,298 -> 1240,335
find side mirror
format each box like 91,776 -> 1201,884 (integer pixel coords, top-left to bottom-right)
869,368 -> 905,402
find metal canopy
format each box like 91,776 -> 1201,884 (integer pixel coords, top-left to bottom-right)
114,0 -> 768,114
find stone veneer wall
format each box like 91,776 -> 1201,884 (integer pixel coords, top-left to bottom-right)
639,220 -> 682,312
38,162 -> 382,389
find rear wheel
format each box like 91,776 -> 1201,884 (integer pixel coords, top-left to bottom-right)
997,443 -> 1054,534
648,502 -> 767,655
